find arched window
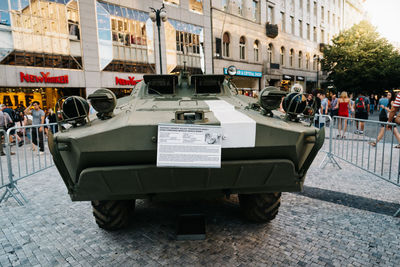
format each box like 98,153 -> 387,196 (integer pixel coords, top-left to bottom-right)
298,51 -> 303,68
313,54 -> 317,70
268,43 -> 274,63
280,46 -> 285,66
289,49 -> 294,67
222,32 -> 230,57
254,40 -> 260,62
306,53 -> 310,69
239,36 -> 246,60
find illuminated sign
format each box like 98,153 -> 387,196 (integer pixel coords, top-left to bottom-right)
223,68 -> 262,78
20,72 -> 69,84
115,76 -> 142,86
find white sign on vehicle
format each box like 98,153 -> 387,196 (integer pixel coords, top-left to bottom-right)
157,124 -> 222,168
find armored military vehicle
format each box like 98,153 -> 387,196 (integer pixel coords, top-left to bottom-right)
49,67 -> 324,230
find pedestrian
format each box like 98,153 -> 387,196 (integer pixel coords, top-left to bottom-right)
369,94 -> 375,115
1,104 -> 23,146
319,92 -> 329,128
330,94 -> 338,125
335,91 -> 352,138
46,108 -> 58,133
354,92 -> 369,134
385,92 -> 400,148
368,91 -> 400,147
24,101 -> 45,154
0,108 -> 15,156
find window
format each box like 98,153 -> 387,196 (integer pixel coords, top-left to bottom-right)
238,0 -> 243,16
252,0 -> 259,21
313,55 -> 317,70
254,40 -> 259,62
222,0 -> 228,11
307,0 -> 310,13
300,0 -> 303,10
289,49 -> 294,67
268,43 -> 273,63
281,12 -> 285,32
290,16 -> 294,34
321,29 -> 325,43
338,16 -> 340,29
176,31 -> 200,54
111,17 -> 147,47
222,32 -> 230,57
189,0 -> 203,14
267,6 -> 274,23
313,1 -> 317,16
280,46 -> 285,66
164,0 -> 179,5
239,36 -> 246,60
313,26 -> 317,42
333,14 -> 336,30
321,6 -> 324,23
306,53 -> 310,69
328,11 -> 330,24
298,51 -> 302,68
299,20 -> 303,38
67,1 -> 80,40
307,23 -> 310,40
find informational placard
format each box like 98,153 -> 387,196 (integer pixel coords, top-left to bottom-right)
157,124 -> 222,168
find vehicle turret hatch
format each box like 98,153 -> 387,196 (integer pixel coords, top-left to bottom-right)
191,75 -> 225,94
144,75 -> 178,95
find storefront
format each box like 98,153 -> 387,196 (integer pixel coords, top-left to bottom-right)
223,68 -> 262,98
281,74 -> 294,91
296,76 -> 305,88
99,72 -> 144,98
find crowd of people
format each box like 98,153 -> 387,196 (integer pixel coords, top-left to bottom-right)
313,90 -> 400,148
0,102 -> 58,156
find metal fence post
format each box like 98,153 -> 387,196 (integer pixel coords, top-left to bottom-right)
320,115 -> 341,169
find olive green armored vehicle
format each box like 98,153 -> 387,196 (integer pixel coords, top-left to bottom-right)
49,67 -> 324,230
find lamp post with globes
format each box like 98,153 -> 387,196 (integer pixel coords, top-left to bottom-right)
150,4 -> 167,74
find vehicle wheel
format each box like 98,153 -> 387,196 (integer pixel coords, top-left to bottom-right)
238,192 -> 281,223
91,200 -> 135,230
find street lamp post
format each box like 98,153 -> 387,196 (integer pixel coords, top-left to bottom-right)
150,4 -> 167,74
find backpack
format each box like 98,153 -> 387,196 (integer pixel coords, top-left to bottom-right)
355,96 -> 366,112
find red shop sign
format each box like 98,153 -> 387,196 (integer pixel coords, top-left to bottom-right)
20,72 -> 69,84
115,76 -> 142,86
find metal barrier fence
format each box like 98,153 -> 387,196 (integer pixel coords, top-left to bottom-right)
320,115 -> 400,217
0,123 -> 56,205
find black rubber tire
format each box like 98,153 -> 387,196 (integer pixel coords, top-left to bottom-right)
239,192 -> 281,223
91,200 -> 135,230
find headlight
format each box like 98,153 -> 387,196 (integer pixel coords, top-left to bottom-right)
88,88 -> 117,120
61,96 -> 89,126
283,93 -> 307,115
259,87 -> 287,116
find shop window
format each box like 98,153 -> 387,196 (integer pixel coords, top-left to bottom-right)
298,51 -> 303,68
289,49 -> 294,67
254,40 -> 259,62
189,0 -> 203,14
268,43 -> 273,63
175,31 -> 201,55
280,46 -> 285,66
164,0 -> 180,5
239,36 -> 246,60
222,32 -> 230,57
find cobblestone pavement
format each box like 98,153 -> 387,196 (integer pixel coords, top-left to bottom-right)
0,143 -> 399,266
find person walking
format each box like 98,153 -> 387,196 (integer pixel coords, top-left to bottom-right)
46,108 -> 58,133
0,108 -> 15,156
354,92 -> 369,134
369,94 -> 375,115
330,94 -> 338,125
369,92 -> 400,147
24,101 -> 45,154
335,92 -> 352,138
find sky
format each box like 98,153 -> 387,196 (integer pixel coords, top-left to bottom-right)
363,0 -> 400,44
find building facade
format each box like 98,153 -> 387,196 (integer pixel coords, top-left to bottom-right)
0,0 -> 366,109
211,0 -> 365,94
0,0 -> 212,109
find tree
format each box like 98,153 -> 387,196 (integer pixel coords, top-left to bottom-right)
322,20 -> 400,94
